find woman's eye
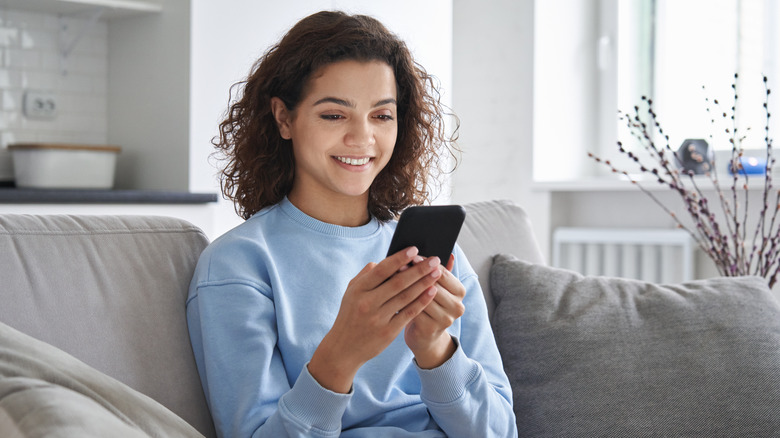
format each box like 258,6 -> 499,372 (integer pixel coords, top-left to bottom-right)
320,114 -> 344,120
375,114 -> 394,121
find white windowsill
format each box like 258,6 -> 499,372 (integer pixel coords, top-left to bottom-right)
533,174 -> 780,192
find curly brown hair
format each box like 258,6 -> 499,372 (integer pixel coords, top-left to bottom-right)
214,10 -> 458,221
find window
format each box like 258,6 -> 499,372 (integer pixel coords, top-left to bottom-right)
534,0 -> 780,182
623,0 -> 780,154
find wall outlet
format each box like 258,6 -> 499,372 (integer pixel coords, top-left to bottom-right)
23,90 -> 58,120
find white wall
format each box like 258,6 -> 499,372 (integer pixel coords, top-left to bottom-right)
189,0 -> 453,238
449,0 -> 551,259
532,0 -> 600,182
108,0 -> 190,191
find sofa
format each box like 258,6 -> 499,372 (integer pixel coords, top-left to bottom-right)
1,199 -> 779,437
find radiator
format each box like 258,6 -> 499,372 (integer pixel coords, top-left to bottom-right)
552,228 -> 695,283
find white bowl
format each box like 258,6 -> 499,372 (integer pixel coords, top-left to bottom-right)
9,143 -> 121,189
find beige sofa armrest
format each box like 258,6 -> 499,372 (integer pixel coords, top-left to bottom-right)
0,214 -> 215,437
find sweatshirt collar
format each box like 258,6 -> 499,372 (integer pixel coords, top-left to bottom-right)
279,197 -> 382,239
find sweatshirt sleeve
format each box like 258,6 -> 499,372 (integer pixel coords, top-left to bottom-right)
187,276 -> 351,438
415,247 -> 518,438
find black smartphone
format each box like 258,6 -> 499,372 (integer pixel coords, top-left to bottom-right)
386,205 -> 467,264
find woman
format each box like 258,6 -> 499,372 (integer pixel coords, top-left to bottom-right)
186,10 -> 517,437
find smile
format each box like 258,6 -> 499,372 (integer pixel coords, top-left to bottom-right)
335,156 -> 371,166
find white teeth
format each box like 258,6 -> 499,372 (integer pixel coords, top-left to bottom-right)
336,156 -> 370,166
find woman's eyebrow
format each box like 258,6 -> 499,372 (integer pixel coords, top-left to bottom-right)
314,97 -> 353,107
312,97 -> 397,108
374,98 -> 397,107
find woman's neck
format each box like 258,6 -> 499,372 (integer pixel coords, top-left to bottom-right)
287,190 -> 371,227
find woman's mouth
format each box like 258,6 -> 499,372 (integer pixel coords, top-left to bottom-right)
334,156 -> 371,166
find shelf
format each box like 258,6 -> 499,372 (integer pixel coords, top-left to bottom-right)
2,0 -> 162,19
0,188 -> 218,204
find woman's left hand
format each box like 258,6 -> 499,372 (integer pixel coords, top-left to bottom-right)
404,254 -> 466,369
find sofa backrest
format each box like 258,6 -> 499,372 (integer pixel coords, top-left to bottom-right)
0,214 -> 216,437
457,200 -> 545,321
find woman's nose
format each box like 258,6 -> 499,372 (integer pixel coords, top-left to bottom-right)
344,119 -> 375,147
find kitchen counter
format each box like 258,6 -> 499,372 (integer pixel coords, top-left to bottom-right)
0,188 -> 218,204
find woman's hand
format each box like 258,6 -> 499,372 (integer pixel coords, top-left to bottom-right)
404,254 -> 466,369
308,247 -> 443,393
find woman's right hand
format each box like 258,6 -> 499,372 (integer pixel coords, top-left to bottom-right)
307,246 -> 442,393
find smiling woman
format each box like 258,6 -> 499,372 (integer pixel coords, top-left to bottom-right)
270,60 -> 399,226
214,11 -> 456,223
187,10 -> 516,438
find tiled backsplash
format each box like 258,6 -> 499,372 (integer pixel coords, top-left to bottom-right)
0,7 -> 108,181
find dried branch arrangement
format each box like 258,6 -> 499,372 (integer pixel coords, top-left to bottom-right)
589,74 -> 779,286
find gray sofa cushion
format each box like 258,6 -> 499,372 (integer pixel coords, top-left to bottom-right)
0,320 -> 202,437
490,254 -> 780,437
0,215 -> 214,437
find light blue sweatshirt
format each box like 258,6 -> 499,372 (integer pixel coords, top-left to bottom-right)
186,198 -> 517,437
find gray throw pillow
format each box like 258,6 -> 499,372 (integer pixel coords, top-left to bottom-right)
490,254 -> 780,437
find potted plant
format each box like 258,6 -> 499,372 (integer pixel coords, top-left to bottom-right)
589,74 -> 780,287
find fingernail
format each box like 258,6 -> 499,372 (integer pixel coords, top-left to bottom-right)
428,257 -> 440,267
406,247 -> 419,258
413,256 -> 424,264
430,268 -> 442,279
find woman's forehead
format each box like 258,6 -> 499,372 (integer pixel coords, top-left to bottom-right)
301,60 -> 397,103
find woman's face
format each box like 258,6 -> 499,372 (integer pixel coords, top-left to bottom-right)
273,60 -> 398,208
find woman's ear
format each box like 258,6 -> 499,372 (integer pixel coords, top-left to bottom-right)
270,97 -> 293,140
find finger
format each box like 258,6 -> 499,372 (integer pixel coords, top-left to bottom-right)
345,262 -> 378,291
392,285 -> 437,324
410,303 -> 438,328
423,270 -> 467,322
427,283 -> 460,315
380,257 -> 441,314
417,284 -> 464,327
430,267 -> 466,299
361,247 -> 420,290
357,262 -> 376,277
435,268 -> 466,299
398,255 -> 424,272
445,254 -> 455,272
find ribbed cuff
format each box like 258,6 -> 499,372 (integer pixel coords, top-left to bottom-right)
278,363 -> 352,433
416,337 -> 481,404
